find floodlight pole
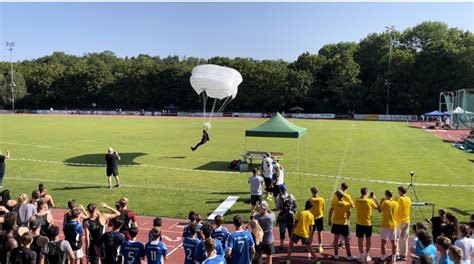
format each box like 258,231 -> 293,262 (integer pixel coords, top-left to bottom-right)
6,42 -> 15,113
385,26 -> 395,115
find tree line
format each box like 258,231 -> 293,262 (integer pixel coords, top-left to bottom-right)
0,21 -> 473,114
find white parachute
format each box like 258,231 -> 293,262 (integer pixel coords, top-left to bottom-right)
190,64 -> 243,128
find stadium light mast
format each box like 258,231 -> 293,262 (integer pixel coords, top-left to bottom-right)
385,25 -> 395,115
6,42 -> 15,113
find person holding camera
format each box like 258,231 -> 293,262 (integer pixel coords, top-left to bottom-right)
105,148 -> 121,189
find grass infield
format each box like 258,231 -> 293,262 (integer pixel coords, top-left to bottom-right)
0,114 -> 472,231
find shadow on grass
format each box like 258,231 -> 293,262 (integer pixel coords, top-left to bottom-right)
469,159 -> 474,163
447,207 -> 473,216
52,185 -> 105,191
64,152 -> 148,167
194,161 -> 260,172
443,139 -> 457,143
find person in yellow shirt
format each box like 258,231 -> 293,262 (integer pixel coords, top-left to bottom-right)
331,183 -> 354,250
354,187 -> 379,263
286,201 -> 319,263
396,185 -> 412,261
328,190 -> 356,261
308,187 -> 325,253
331,183 -> 354,206
378,189 -> 399,263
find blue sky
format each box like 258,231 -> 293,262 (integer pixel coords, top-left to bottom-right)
1,2 -> 473,62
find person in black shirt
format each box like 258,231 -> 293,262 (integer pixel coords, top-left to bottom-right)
105,148 -> 121,189
0,150 -> 10,188
9,232 -> 37,264
191,129 -> 210,151
430,208 -> 446,241
95,219 -> 126,264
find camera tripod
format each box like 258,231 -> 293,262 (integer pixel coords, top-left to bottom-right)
407,172 -> 420,203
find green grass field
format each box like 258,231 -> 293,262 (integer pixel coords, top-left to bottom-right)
0,115 -> 472,230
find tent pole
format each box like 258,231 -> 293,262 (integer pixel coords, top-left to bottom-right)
297,138 -> 300,171
305,134 -> 308,165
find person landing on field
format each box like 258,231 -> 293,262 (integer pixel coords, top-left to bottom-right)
191,129 -> 210,151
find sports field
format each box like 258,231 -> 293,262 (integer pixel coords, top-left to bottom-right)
0,114 -> 473,229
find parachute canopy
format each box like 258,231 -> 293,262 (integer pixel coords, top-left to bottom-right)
190,64 -> 242,100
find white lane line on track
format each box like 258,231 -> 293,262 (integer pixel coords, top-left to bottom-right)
10,158 -> 474,188
166,243 -> 183,257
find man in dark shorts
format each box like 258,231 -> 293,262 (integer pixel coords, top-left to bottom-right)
248,168 -> 263,214
105,148 -> 121,188
0,150 -> 10,188
191,129 -> 210,151
287,200 -> 319,263
329,190 -> 356,260
354,187 -> 378,262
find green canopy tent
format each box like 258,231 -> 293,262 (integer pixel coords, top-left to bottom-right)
245,112 -> 308,171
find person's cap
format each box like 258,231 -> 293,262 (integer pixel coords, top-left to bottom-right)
280,184 -> 288,192
29,219 -> 41,230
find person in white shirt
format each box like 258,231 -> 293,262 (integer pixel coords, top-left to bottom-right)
455,224 -> 474,264
261,153 -> 273,200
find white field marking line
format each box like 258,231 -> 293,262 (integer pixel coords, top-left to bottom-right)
10,158 -> 238,174
0,141 -> 62,149
332,121 -> 355,192
11,158 -> 474,188
167,243 -> 183,257
9,177 -> 213,193
395,126 -> 459,179
141,221 -> 150,226
207,196 -> 239,220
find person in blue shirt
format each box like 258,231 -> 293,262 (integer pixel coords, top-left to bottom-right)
195,223 -> 225,263
225,215 -> 255,264
183,223 -> 201,264
145,227 -> 168,264
203,238 -> 227,264
436,236 -> 454,264
148,217 -> 162,242
212,215 -> 229,248
122,226 -> 145,264
416,231 -> 437,263
183,211 -> 198,238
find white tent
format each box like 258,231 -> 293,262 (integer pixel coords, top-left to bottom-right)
445,106 -> 474,114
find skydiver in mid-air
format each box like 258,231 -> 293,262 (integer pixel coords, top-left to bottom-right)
191,128 -> 210,151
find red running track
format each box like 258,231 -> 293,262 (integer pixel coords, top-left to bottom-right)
50,208 -> 411,264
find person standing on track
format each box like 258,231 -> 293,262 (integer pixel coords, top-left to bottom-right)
84,202 -> 120,264
105,148 -> 121,189
183,223 -> 201,264
226,215 -> 255,264
328,190 -> 356,261
0,150 -> 10,188
308,187 -> 325,253
354,187 -> 378,263
121,226 -> 146,264
379,189 -> 399,263
396,186 -> 412,261
146,227 -> 168,264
